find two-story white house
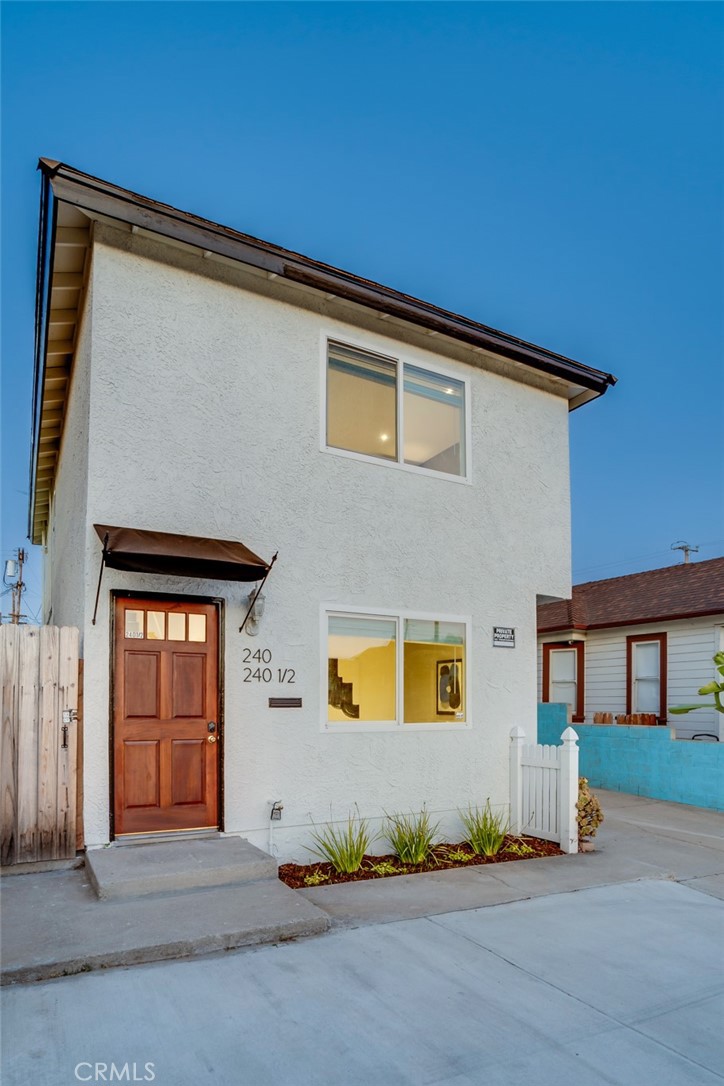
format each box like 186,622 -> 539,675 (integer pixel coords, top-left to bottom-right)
30,159 -> 615,860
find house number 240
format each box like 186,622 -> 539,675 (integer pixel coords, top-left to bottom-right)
242,648 -> 295,684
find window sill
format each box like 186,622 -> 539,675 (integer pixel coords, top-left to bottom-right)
322,444 -> 472,486
323,722 -> 472,734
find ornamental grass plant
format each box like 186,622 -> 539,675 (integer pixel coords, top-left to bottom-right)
384,808 -> 440,865
460,800 -> 509,857
307,814 -> 374,874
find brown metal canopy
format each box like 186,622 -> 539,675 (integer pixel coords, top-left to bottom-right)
94,524 -> 270,581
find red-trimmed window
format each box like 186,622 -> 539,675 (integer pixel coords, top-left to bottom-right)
542,641 -> 585,724
627,634 -> 667,722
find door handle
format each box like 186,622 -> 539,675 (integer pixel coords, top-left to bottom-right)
208,735 -> 217,744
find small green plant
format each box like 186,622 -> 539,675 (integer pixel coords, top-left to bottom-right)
671,652 -> 724,717
446,849 -> 473,863
307,813 -> 374,874
459,800 -> 509,857
369,860 -> 400,876
303,870 -> 330,886
384,807 -> 440,865
504,839 -> 535,857
577,777 -> 604,841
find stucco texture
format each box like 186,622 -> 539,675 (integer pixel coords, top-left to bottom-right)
53,225 -> 574,860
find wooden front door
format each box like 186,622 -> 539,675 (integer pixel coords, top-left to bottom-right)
113,597 -> 220,835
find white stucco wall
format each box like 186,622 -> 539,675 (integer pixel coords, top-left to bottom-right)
538,616 -> 724,740
59,225 -> 575,860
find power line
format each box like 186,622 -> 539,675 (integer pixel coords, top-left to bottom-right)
573,539 -> 724,578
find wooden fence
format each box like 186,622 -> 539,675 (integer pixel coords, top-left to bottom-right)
509,725 -> 579,854
1,625 -> 80,865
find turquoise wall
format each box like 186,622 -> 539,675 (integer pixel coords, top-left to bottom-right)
537,703 -> 724,811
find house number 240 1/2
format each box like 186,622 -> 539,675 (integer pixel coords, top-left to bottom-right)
242,648 -> 295,684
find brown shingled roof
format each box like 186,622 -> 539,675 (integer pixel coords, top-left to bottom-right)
538,556 -> 724,632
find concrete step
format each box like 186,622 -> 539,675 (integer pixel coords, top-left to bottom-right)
86,836 -> 277,900
1,868 -> 330,985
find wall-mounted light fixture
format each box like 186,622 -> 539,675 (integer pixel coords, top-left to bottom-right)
244,588 -> 266,636
239,552 -> 278,634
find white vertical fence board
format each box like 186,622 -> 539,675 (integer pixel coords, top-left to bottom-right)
510,727 -> 579,848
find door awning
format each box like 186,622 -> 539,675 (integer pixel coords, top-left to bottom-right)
94,524 -> 270,580
92,524 -> 276,623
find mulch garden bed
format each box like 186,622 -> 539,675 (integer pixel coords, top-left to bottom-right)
279,836 -> 563,889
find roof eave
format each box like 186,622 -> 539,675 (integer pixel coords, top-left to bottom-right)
538,607 -> 724,634
38,158 -> 617,401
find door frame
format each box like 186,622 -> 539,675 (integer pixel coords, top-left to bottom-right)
108,589 -> 225,840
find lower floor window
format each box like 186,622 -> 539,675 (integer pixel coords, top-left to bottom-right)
627,633 -> 667,720
542,640 -> 585,724
326,610 -> 468,726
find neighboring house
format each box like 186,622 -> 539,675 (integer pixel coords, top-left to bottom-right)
30,158 -> 615,860
537,558 -> 724,740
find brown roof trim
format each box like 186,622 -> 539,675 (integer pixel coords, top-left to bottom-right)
539,608 -> 724,634
38,158 -> 617,399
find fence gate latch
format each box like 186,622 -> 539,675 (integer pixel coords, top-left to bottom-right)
61,709 -> 78,749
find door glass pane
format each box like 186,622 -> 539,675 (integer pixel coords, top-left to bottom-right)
167,612 -> 186,641
328,615 -> 396,722
125,609 -> 144,639
146,611 -> 165,640
404,618 -> 465,723
634,642 -> 659,679
551,649 -> 576,681
327,343 -> 397,460
404,366 -> 465,476
188,614 -> 207,642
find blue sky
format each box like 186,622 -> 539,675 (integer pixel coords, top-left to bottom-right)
2,2 -> 723,621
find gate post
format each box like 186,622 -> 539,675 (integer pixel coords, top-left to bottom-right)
509,726 -> 525,835
558,726 -> 579,854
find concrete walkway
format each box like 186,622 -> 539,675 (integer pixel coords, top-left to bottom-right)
1,790 -> 723,984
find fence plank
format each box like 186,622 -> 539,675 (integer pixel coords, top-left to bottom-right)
57,627 -> 79,859
76,660 -> 84,852
1,627 -> 19,864
16,627 -> 40,863
37,626 -> 59,859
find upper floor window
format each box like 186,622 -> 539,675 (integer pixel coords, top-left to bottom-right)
326,341 -> 467,478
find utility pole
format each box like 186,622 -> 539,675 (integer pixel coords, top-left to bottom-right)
671,540 -> 699,565
5,549 -> 27,624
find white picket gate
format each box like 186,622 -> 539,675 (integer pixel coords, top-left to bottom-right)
509,726 -> 579,854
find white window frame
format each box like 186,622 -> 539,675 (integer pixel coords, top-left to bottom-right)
320,330 -> 472,485
549,647 -> 578,716
321,604 -> 472,733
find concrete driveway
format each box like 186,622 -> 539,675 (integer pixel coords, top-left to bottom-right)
3,790 -> 724,1085
3,877 -> 723,1086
